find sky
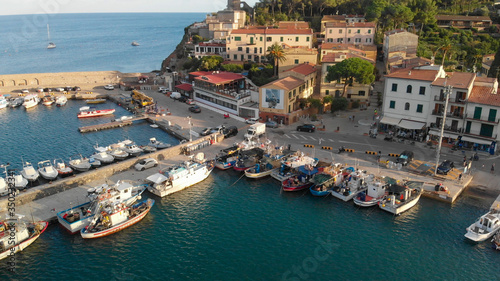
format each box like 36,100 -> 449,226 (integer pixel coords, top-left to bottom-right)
0,0 -> 260,16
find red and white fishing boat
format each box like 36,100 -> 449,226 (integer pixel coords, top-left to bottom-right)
0,215 -> 48,261
281,164 -> 319,192
80,199 -> 154,239
77,106 -> 115,118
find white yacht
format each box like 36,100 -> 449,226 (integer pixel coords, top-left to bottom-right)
23,94 -> 40,109
378,183 -> 422,215
37,160 -> 58,180
146,153 -> 213,197
465,210 -> 500,242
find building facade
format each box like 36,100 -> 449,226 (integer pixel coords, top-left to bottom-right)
324,22 -> 375,45
226,27 -> 313,63
193,41 -> 227,59
383,29 -> 419,72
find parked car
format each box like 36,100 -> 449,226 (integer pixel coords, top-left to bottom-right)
189,105 -> 201,113
223,126 -> 238,138
73,86 -> 81,91
104,84 -> 114,90
186,99 -> 195,105
297,124 -> 316,132
55,87 -> 65,92
200,127 -> 214,136
21,89 -> 29,94
265,121 -> 279,128
245,118 -> 259,124
43,88 -> 52,92
36,88 -> 44,93
396,150 -> 414,166
134,158 -> 158,171
65,86 -> 73,91
178,96 -> 188,103
170,92 -> 181,99
437,160 -> 455,175
158,86 -> 168,93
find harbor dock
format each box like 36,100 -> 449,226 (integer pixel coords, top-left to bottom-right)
78,115 -> 149,132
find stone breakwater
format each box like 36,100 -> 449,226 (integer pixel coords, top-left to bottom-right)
0,71 -> 143,92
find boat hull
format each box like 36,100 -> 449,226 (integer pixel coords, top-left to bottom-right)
80,199 -> 154,239
0,221 -> 48,261
77,109 -> 115,118
215,161 -> 236,170
378,193 -> 421,215
148,167 -> 213,197
353,197 -> 382,207
309,186 -> 330,196
244,168 -> 277,179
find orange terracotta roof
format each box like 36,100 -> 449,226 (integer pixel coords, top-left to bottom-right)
385,69 -> 438,81
474,76 -> 496,83
384,29 -> 417,36
193,71 -> 245,84
231,27 -> 313,35
322,15 -> 346,22
468,86 -> 500,106
321,53 -> 374,64
432,72 -> 475,89
278,21 -> 310,29
284,63 -> 316,76
322,53 -> 337,63
198,42 -> 225,47
175,83 -> 193,91
263,76 -> 304,91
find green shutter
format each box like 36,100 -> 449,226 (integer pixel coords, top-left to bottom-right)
488,109 -> 497,122
473,107 -> 482,119
465,121 -> 471,133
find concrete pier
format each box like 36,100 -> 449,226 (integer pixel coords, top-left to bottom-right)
78,116 -> 148,133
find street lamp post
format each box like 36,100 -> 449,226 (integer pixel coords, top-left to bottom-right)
434,84 -> 453,175
187,115 -> 192,142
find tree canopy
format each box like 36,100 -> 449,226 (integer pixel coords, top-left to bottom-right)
326,58 -> 375,97
267,42 -> 287,76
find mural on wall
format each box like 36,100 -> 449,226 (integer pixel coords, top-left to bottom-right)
262,88 -> 284,110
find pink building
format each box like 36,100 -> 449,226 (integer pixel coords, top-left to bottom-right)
324,22 -> 375,45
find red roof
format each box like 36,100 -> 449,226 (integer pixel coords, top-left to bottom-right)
385,69 -> 438,81
193,71 -> 245,84
284,63 -> 316,76
263,76 -> 304,91
432,72 -> 475,89
231,27 -> 313,35
175,83 -> 193,91
468,86 -> 500,106
325,22 -> 375,28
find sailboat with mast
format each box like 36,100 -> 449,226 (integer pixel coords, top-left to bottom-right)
47,24 -> 56,49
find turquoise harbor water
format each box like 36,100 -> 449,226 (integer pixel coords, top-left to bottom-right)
0,12 -> 499,281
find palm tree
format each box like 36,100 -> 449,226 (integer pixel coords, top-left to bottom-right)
267,42 -> 287,76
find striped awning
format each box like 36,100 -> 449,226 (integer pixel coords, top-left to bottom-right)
398,119 -> 426,130
380,116 -> 400,126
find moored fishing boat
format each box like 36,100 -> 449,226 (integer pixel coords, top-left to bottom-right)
141,145 -> 157,153
146,153 -> 213,197
244,157 -> 280,179
233,148 -> 264,172
77,106 -> 115,118
329,169 -> 371,202
55,95 -> 67,106
282,165 -> 319,192
491,232 -> 500,250
465,209 -> 500,242
309,165 -> 343,196
271,151 -> 319,182
9,97 -> 24,108
124,143 -> 143,157
53,158 -> 73,177
0,215 -> 48,261
0,96 -> 8,109
42,95 -> 55,106
81,198 -> 154,239
57,181 -> 147,234
214,146 -> 240,170
353,177 -> 388,207
37,160 -> 58,180
378,183 -> 422,215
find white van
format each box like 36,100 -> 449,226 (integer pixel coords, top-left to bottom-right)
170,92 -> 181,99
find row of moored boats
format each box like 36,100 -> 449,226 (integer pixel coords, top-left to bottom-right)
0,94 -> 68,109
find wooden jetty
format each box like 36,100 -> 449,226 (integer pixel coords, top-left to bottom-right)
78,116 -> 149,133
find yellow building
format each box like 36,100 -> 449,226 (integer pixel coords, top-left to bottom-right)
226,27 -> 313,63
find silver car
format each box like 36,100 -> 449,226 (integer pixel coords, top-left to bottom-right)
134,158 -> 158,171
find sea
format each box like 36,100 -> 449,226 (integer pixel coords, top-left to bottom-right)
1,13 -> 500,281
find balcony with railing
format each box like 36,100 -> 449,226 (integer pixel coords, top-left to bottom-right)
465,114 -> 500,124
463,132 -> 497,140
429,122 -> 463,133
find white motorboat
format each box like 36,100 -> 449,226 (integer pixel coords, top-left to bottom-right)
23,94 -> 40,109
465,210 -> 500,242
55,95 -> 67,106
88,157 -> 101,167
9,97 -> 24,108
329,169 -> 371,202
20,161 -> 39,182
492,232 -> 500,250
124,143 -> 143,157
57,181 -> 147,234
91,146 -> 114,164
108,143 -> 129,160
37,160 -> 58,181
81,198 -> 154,239
113,115 -> 134,122
131,41 -> 140,46
0,164 -> 11,196
148,137 -> 171,149
146,153 -> 214,197
68,154 -> 91,172
46,24 -> 56,49
0,96 -> 8,109
353,177 -> 388,207
42,95 -> 55,106
7,169 -> 29,190
378,183 -> 422,215
0,215 -> 48,261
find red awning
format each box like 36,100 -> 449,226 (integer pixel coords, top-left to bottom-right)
175,83 -> 193,92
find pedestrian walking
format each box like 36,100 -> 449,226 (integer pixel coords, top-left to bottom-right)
348,115 -> 352,122
352,115 -> 355,122
458,173 -> 463,182
492,163 -> 495,174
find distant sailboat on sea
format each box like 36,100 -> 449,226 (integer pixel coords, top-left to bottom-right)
131,41 -> 140,46
47,24 -> 56,49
